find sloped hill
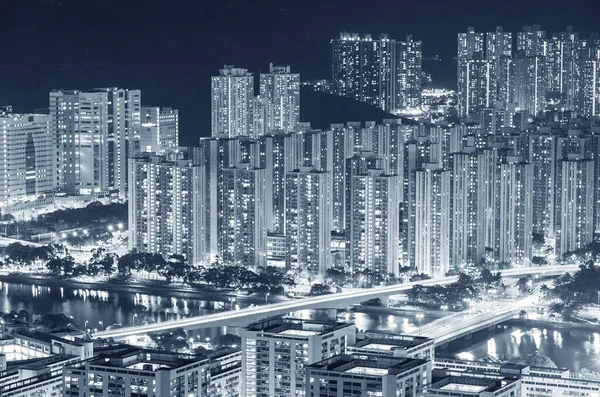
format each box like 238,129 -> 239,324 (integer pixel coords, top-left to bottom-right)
300,88 -> 399,129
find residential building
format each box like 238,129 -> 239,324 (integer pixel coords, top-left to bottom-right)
128,153 -> 207,265
63,348 -> 210,397
259,64 -> 300,134
498,157 -> 533,266
0,113 -> 54,213
139,107 -> 179,154
555,155 -> 594,257
413,165 -> 451,277
347,332 -> 434,361
306,354 -> 431,397
241,317 -> 356,397
49,88 -> 140,198
220,162 -> 267,268
285,167 -> 332,277
398,36 -> 423,108
211,66 -> 254,138
348,168 -> 400,278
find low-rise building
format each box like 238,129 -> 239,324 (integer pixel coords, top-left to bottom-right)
426,369 -> 521,397
347,331 -> 435,361
306,354 -> 431,397
241,316 -> 356,397
435,358 -> 600,397
63,348 -> 211,397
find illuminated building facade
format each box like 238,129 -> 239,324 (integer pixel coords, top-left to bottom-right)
259,64 -> 300,134
555,156 -> 594,257
49,88 -> 140,198
331,32 -> 422,112
211,66 -> 255,138
139,107 -> 179,154
241,317 -> 356,397
0,113 -> 54,211
220,162 -> 267,268
306,355 -> 431,397
128,153 -> 207,265
349,169 -> 400,278
498,157 -> 533,266
413,165 -> 451,277
285,167 -> 331,277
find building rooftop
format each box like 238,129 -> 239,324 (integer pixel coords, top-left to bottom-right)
15,332 -> 88,347
309,354 -> 427,378
429,375 -> 519,394
89,348 -> 207,372
352,332 -> 433,353
246,316 -> 352,337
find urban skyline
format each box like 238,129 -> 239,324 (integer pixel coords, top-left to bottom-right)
2,8 -> 600,397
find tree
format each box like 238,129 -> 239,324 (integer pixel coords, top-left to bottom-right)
516,275 -> 533,294
209,334 -> 241,349
325,266 -> 351,286
478,269 -> 503,287
34,313 -> 79,331
410,273 -> 432,282
149,328 -> 189,351
309,284 -> 332,296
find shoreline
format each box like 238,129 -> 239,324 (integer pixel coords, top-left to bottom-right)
0,273 -> 251,302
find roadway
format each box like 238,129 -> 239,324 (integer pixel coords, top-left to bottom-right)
416,290 -> 540,345
96,264 -> 578,340
0,236 -> 43,247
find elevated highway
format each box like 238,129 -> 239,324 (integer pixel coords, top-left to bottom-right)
97,264 -> 577,340
417,291 -> 540,346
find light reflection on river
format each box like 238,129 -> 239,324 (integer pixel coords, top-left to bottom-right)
0,280 -> 233,330
4,279 -> 600,372
441,323 -> 600,372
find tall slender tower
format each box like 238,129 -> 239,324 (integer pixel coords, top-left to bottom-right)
413,164 -> 451,277
285,167 -> 332,278
398,35 -> 423,108
259,64 -> 300,134
211,65 -> 255,138
331,33 -> 398,111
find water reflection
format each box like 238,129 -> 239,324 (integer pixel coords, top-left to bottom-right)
0,280 -> 232,329
443,324 -> 600,372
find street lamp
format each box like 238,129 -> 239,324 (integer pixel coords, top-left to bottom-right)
83,230 -> 89,236
84,320 -> 88,329
99,321 -> 104,330
107,225 -> 114,232
265,292 -> 270,305
117,223 -> 124,230
133,313 -> 138,325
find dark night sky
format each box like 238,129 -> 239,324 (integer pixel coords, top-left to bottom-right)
1,0 -> 598,143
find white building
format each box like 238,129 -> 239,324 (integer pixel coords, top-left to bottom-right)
63,348 -> 211,397
498,157 -> 533,266
128,153 -> 207,265
49,88 -> 140,198
211,66 -> 254,138
285,167 -> 331,277
241,317 -> 356,397
555,155 -> 595,257
349,168 -> 400,278
139,107 -> 179,154
450,151 -> 480,267
259,64 -> 300,134
306,355 -> 431,397
413,165 -> 451,278
0,113 -> 54,213
220,162 -> 267,268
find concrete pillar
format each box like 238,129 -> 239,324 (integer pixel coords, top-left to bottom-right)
327,309 -> 338,320
380,296 -> 390,307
